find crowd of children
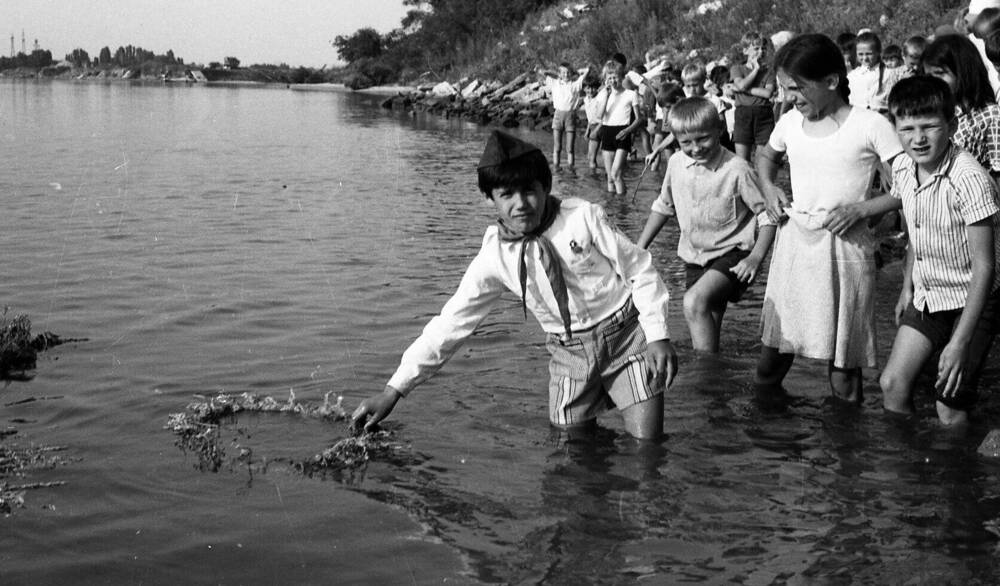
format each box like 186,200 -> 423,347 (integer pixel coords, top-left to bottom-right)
353,2 -> 1000,439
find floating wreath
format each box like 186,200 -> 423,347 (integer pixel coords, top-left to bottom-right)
165,389 -> 404,475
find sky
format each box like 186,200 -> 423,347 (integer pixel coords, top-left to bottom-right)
1,0 -> 411,67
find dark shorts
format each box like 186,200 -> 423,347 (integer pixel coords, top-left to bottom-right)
600,124 -> 633,152
684,248 -> 752,303
899,290 -> 1000,410
552,109 -> 577,131
733,105 -> 775,146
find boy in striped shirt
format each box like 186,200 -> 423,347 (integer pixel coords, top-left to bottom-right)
880,76 -> 1000,425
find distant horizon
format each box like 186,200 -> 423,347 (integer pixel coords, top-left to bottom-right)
0,0 -> 410,69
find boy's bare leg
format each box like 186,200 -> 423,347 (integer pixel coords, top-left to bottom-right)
611,149 -> 628,195
879,326 -> 933,415
683,271 -> 732,353
602,150 -> 615,191
587,139 -> 599,171
565,130 -> 576,168
622,394 -> 663,439
735,143 -> 751,162
552,129 -> 563,169
936,402 -> 969,425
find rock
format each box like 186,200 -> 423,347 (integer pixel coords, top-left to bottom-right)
978,429 -> 1000,458
430,81 -> 458,97
460,79 -> 480,98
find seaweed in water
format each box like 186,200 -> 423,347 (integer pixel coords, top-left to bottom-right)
0,442 -> 69,514
165,389 -> 404,475
0,308 -> 84,375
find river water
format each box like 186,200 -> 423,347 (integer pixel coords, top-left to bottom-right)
3,79 -> 1000,584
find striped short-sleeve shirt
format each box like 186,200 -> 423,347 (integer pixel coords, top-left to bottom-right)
890,144 -> 1000,313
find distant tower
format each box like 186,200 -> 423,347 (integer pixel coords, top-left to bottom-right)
21,29 -> 25,54
9,35 -> 13,58
33,38 -> 38,52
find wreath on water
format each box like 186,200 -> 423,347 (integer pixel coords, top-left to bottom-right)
165,390 -> 403,475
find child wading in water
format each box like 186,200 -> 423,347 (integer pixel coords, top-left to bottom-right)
880,76 -> 1000,425
598,60 -> 644,196
540,62 -> 589,170
754,34 -> 904,406
637,97 -> 776,352
352,131 -> 678,439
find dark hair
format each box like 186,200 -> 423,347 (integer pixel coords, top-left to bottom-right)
656,82 -> 685,108
922,34 -> 994,114
611,52 -> 627,67
882,44 -> 902,61
972,7 -> 1000,38
836,32 -> 857,68
709,64 -> 730,88
774,33 -> 850,102
477,150 -> 552,197
986,31 -> 1000,68
887,75 -> 956,123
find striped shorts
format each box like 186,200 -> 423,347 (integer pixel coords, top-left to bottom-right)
545,298 -> 662,426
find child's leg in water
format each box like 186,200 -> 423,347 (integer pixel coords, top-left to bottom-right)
552,127 -> 564,168
754,345 -> 794,405
683,270 -> 732,353
565,128 -> 577,168
621,395 -> 663,440
611,148 -> 628,195
828,364 -> 863,405
602,149 -> 615,191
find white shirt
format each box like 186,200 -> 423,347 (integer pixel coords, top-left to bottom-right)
599,88 -> 638,126
890,144 -> 1000,312
847,63 -> 906,112
387,197 -> 672,395
545,75 -> 585,112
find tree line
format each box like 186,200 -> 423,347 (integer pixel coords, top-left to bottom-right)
332,0 -> 971,87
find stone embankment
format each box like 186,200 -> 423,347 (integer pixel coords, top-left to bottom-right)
379,74 -> 558,131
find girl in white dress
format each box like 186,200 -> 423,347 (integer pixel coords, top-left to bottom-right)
754,33 -> 904,406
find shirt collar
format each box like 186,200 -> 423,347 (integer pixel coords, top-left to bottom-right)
682,146 -> 726,171
902,141 -> 957,185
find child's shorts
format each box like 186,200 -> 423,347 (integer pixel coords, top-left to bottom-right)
898,290 -> 1000,411
599,125 -> 633,152
586,122 -> 602,141
545,297 -> 662,426
733,105 -> 775,146
684,248 -> 752,303
552,109 -> 577,132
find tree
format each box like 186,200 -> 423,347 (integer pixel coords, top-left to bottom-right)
98,46 -> 111,65
66,48 -> 90,68
224,56 -> 240,69
333,27 -> 383,63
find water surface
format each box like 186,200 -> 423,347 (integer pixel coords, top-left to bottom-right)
2,79 -> 1000,585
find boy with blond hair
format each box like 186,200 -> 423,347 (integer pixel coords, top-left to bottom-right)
637,97 -> 776,352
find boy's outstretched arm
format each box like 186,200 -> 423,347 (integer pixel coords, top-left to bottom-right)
937,220 -> 995,396
637,211 -> 671,249
645,339 -> 678,389
352,385 -> 404,433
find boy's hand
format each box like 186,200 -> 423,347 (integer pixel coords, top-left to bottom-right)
730,256 -> 762,283
936,341 -> 970,397
645,339 -> 678,389
644,152 -> 659,167
616,128 -> 631,141
351,386 -> 403,434
822,203 -> 864,236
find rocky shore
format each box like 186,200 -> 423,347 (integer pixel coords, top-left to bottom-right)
379,73 -> 557,132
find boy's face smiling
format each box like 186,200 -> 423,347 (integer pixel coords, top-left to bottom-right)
675,127 -> 722,164
894,113 -> 954,175
491,181 -> 547,233
776,69 -> 839,121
